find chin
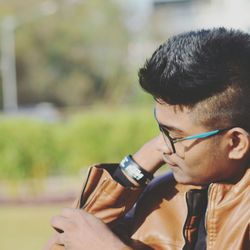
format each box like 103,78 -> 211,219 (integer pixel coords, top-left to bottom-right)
172,171 -> 209,186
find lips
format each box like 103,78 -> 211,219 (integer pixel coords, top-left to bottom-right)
166,162 -> 178,167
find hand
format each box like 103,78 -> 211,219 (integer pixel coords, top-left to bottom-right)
50,208 -> 129,250
133,135 -> 168,174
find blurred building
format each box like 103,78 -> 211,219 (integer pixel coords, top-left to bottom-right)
125,0 -> 250,67
152,0 -> 250,35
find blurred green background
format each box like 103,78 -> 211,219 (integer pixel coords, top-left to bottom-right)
0,1 -> 158,249
0,205 -> 62,250
1,0 -> 250,249
0,106 -> 157,182
0,106 -> 158,250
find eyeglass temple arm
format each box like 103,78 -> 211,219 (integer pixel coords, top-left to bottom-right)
174,130 -> 221,143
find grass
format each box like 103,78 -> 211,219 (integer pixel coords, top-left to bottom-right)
0,204 -> 66,250
0,167 -> 171,250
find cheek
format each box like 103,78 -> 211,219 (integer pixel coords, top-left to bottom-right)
179,142 -> 218,179
176,139 -> 207,159
173,139 -> 229,185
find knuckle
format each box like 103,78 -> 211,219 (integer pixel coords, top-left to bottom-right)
61,207 -> 70,215
50,216 -> 57,225
66,221 -> 76,231
76,209 -> 83,216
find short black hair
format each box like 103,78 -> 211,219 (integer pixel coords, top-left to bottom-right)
139,27 -> 250,131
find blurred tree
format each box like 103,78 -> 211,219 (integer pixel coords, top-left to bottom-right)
1,0 -> 134,108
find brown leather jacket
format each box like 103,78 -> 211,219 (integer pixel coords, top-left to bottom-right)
50,164 -> 250,250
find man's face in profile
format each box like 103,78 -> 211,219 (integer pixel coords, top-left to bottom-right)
154,102 -> 238,186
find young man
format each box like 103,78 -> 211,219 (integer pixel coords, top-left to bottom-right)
47,27 -> 250,250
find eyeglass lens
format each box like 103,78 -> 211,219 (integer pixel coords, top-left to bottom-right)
159,126 -> 175,153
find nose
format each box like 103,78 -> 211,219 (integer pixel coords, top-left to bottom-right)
159,134 -> 174,155
162,147 -> 173,156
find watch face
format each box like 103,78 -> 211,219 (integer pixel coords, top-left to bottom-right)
125,164 -> 144,180
120,155 -> 149,185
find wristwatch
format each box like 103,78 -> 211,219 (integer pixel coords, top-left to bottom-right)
119,155 -> 153,186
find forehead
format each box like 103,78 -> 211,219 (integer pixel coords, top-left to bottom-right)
155,102 -> 202,133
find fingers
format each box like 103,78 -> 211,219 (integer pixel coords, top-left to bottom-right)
51,208 -> 102,236
61,208 -> 98,223
49,208 -> 125,249
51,215 -> 71,233
54,232 -> 66,246
51,209 -> 92,231
61,207 -> 76,218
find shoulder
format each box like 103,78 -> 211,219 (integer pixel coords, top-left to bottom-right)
141,170 -> 192,198
134,171 -> 178,211
137,170 -> 204,208
143,171 -> 177,197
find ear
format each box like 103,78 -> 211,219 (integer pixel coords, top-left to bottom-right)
227,128 -> 250,160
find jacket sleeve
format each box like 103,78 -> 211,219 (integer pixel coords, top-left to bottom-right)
48,164 -> 144,250
74,164 -> 144,223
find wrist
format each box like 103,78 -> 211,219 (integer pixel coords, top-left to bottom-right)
119,155 -> 154,186
132,151 -> 163,174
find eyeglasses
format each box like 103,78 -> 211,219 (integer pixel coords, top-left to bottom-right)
154,108 -> 233,153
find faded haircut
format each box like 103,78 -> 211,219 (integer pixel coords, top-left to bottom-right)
138,27 -> 250,131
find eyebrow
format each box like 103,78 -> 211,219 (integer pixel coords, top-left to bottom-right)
158,123 -> 184,133
153,108 -> 184,133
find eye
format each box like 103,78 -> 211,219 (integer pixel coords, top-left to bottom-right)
169,132 -> 182,140
160,127 -> 178,138
172,137 -> 184,143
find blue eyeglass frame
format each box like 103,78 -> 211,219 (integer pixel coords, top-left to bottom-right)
153,108 -> 233,153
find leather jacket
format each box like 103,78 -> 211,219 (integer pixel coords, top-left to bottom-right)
50,165 -> 250,250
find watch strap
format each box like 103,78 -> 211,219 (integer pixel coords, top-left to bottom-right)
119,155 -> 153,186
